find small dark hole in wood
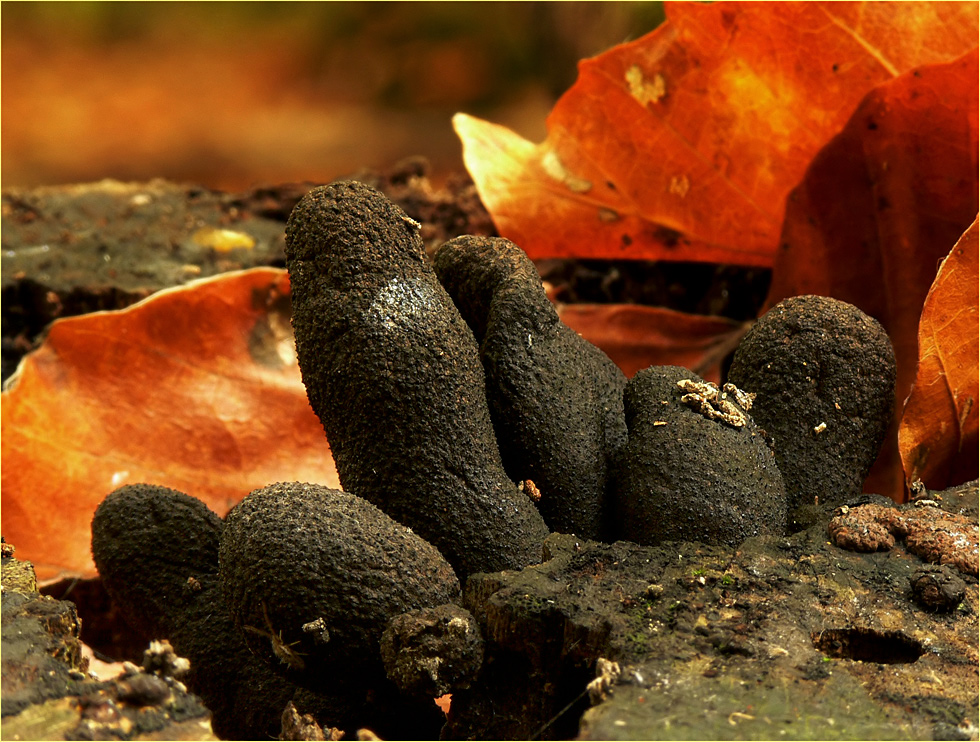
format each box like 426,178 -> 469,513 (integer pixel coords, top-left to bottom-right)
812,628 -> 924,664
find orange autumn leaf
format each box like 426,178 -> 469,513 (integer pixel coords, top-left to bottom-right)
1,268 -> 339,583
899,218 -> 979,491
766,50 -> 979,501
557,304 -> 747,382
457,1 -> 978,265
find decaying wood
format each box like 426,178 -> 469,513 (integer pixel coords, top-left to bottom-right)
448,482 -> 978,740
1,547 -> 216,740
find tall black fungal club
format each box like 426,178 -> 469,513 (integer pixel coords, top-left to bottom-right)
284,180 -> 549,578
434,235 -> 627,540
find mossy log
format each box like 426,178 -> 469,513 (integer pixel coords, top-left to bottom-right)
447,481 -> 978,740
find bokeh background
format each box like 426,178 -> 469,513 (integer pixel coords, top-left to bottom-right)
2,2 -> 665,191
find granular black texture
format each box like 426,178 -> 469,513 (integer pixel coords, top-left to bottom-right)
726,295 -> 896,529
219,482 -> 461,691
177,577 -> 445,739
169,573 -> 443,740
284,181 -> 549,577
613,366 -> 787,546
90,484 -> 222,639
90,485 -> 305,739
166,574 -> 312,740
434,235 -> 627,540
91,483 -> 445,739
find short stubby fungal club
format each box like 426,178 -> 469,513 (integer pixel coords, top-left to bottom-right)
727,295 -> 896,530
91,484 -> 356,740
91,483 -> 223,640
219,482 -> 463,690
613,366 -> 787,546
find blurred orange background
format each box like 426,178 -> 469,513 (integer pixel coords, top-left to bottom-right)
2,2 -> 664,192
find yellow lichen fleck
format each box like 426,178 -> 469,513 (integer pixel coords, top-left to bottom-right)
193,227 -> 256,253
669,175 -> 690,198
625,65 -> 666,105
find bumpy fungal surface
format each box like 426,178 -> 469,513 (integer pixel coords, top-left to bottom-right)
434,235 -> 627,540
613,366 -> 787,546
219,482 -> 462,690
91,485 -> 316,739
170,574 -> 446,739
284,181 -> 549,577
380,603 -> 484,699
90,484 -> 222,639
92,483 -> 448,739
727,295 -> 896,530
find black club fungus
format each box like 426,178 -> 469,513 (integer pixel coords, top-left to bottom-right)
91,484 -> 222,640
284,181 -> 549,577
613,366 -> 787,546
91,485 -> 323,739
174,576 -> 447,739
92,484 -> 447,740
726,295 -> 896,529
219,482 -> 462,691
433,235 -> 627,540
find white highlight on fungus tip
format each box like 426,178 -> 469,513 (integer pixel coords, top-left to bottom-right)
368,277 -> 435,331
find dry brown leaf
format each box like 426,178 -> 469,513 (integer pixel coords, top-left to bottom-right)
457,1 -> 978,264
1,268 -> 338,583
766,50 -> 978,500
899,217 -> 979,490
557,304 -> 747,382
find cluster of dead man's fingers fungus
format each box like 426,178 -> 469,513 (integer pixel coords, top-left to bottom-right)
90,182 -> 905,740
92,484 -> 455,740
434,235 -> 627,540
284,180 -> 550,578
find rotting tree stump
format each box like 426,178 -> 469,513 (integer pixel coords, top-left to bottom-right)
448,483 -> 978,740
4,483 -> 976,740
1,545 -> 216,740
